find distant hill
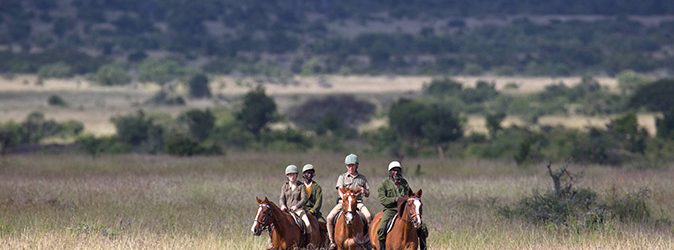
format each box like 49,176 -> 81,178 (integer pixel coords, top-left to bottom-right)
1,0 -> 673,77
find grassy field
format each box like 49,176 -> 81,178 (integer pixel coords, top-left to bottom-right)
0,153 -> 673,249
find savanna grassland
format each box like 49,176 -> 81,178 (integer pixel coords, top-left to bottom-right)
1,153 -> 673,249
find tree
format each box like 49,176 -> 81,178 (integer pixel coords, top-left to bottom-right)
389,99 -> 463,158
617,70 -> 651,95
138,58 -> 184,85
187,73 -> 211,98
423,77 -> 463,96
111,110 -> 164,153
486,112 -> 506,138
92,62 -> 131,86
177,109 -> 215,141
420,104 -> 463,159
289,95 -> 375,137
236,87 -> 277,137
606,113 -> 647,154
656,108 -> 674,140
630,79 -> 674,112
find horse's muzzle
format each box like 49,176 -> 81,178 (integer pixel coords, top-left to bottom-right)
345,212 -> 353,225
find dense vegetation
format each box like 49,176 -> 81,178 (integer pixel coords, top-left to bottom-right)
2,77 -> 674,167
1,1 -> 673,77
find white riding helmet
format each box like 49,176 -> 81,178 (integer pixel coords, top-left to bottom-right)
302,164 -> 314,172
345,154 -> 358,165
285,165 -> 299,175
388,161 -> 402,171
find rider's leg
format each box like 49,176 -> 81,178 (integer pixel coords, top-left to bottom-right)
377,209 -> 396,242
417,223 -> 428,250
356,203 -> 372,223
326,203 -> 342,246
296,210 -> 312,233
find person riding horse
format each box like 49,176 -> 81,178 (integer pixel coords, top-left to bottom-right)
326,153 -> 372,250
279,165 -> 313,244
376,161 -> 428,250
302,164 -> 324,223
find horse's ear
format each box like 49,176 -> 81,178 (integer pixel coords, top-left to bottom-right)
263,197 -> 269,203
256,197 -> 262,204
416,189 -> 423,198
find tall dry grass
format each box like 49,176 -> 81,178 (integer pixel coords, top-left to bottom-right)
0,153 -> 672,249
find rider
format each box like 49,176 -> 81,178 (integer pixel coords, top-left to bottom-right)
326,153 -> 372,250
302,164 -> 324,223
376,161 -> 428,250
279,165 -> 312,239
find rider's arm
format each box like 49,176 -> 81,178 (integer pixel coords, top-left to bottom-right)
296,184 -> 308,209
363,181 -> 370,197
279,184 -> 287,210
310,184 -> 322,213
336,175 -> 344,199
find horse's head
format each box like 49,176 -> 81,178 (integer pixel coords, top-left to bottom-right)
340,187 -> 360,225
402,189 -> 423,229
251,197 -> 273,236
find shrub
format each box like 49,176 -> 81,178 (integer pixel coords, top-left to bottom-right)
164,133 -> 220,156
236,87 -> 277,136
47,95 -> 68,107
187,73 -> 211,98
177,109 -> 215,141
138,58 -> 185,85
110,111 -> 165,153
289,95 -> 375,137
37,62 -> 73,78
77,135 -> 129,157
92,62 -> 131,86
146,91 -> 185,106
630,78 -> 674,112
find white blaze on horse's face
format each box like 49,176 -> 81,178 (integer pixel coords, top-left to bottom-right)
251,206 -> 263,234
411,198 -> 422,229
345,195 -> 354,224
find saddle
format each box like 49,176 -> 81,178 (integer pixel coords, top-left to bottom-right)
333,210 -> 368,226
384,213 -> 398,235
289,211 -> 307,235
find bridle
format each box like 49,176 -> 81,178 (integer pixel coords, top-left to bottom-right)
253,204 -> 273,233
342,192 -> 358,225
405,197 -> 423,228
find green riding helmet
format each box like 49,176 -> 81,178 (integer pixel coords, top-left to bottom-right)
285,165 -> 299,175
302,164 -> 314,173
344,154 -> 358,165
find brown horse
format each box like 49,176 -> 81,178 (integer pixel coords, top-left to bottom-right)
334,187 -> 370,250
251,197 -> 323,249
369,189 -> 423,250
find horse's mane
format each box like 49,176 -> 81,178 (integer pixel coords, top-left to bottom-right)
396,195 -> 409,218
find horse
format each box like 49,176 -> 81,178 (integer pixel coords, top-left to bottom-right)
369,189 -> 423,250
251,197 -> 323,250
334,187 -> 370,249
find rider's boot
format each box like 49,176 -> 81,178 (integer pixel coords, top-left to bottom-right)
379,239 -> 386,250
419,236 -> 427,250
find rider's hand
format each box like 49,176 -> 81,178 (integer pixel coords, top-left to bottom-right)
396,196 -> 406,204
281,205 -> 288,211
290,205 -> 297,211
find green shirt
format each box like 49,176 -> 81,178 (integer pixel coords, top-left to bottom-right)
304,181 -> 323,215
377,178 -> 411,209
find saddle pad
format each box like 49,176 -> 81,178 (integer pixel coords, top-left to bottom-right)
386,213 -> 398,234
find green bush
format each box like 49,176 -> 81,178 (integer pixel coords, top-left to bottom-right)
187,73 -> 211,98
236,87 -> 277,136
47,95 -> 68,107
92,62 -> 131,86
37,62 -> 73,78
289,95 -> 375,137
110,111 -> 165,153
164,133 -> 220,156
177,109 -> 215,141
138,58 -> 185,85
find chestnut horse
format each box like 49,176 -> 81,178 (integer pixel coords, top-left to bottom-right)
251,197 -> 323,249
369,190 -> 423,250
334,187 -> 370,250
